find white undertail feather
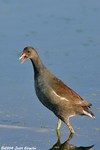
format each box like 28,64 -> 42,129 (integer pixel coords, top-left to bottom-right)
83,110 -> 95,119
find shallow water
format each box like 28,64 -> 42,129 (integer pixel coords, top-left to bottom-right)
0,0 -> 100,149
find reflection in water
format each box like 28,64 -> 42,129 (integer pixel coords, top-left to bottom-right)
49,130 -> 94,150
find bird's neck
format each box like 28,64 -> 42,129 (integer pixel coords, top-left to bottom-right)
30,57 -> 45,75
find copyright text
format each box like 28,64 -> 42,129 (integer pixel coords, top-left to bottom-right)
1,146 -> 36,150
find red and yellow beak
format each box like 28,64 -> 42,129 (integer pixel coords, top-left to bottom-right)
19,51 -> 27,64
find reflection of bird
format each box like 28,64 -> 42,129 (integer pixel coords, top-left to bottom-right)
50,143 -> 94,150
49,130 -> 94,150
50,136 -> 94,150
19,47 -> 95,134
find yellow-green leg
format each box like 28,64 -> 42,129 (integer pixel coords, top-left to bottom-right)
56,118 -> 62,139
67,122 -> 75,134
56,118 -> 62,131
67,133 -> 74,142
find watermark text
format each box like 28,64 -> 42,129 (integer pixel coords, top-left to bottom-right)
1,146 -> 36,150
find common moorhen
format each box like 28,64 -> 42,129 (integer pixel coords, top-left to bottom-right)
19,47 -> 95,134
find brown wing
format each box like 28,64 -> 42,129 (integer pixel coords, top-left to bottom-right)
50,76 -> 91,106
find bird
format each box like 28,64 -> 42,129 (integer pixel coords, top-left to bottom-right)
19,46 -> 95,134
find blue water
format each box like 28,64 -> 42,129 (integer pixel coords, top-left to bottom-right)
0,0 -> 100,149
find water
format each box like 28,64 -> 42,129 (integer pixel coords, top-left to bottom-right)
0,0 -> 100,149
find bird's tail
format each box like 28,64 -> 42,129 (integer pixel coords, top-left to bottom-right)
82,106 -> 95,119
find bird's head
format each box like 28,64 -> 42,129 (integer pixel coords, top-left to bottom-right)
19,47 -> 37,63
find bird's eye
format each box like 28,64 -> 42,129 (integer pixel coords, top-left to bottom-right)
27,50 -> 30,53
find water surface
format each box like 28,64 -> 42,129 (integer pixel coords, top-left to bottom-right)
0,0 -> 100,149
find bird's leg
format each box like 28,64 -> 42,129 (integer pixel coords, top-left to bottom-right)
56,118 -> 62,139
56,129 -> 61,142
67,122 -> 75,134
56,118 -> 62,130
67,133 -> 74,142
